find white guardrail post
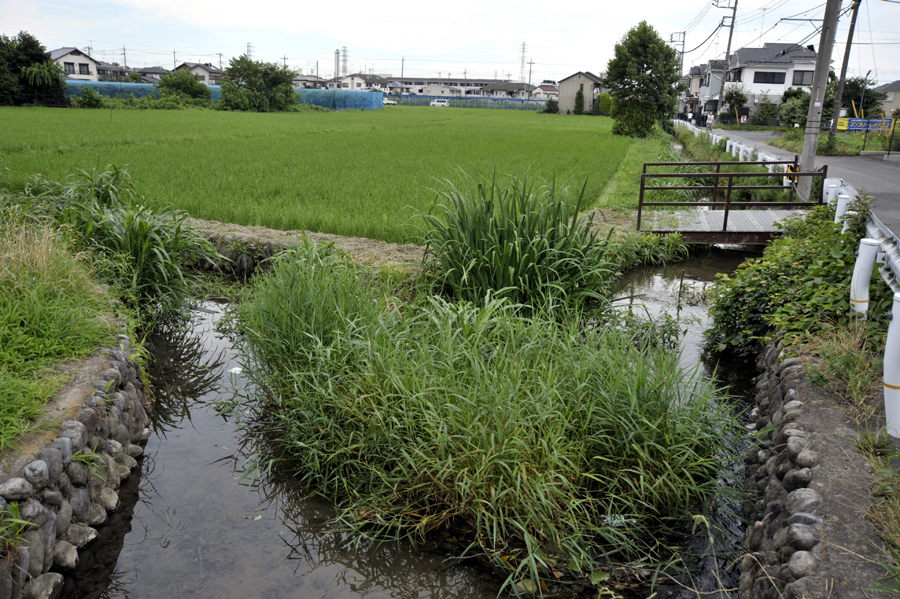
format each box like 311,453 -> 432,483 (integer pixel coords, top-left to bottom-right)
885,295 -> 900,437
835,176 -> 900,437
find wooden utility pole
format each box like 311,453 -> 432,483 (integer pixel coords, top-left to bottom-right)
714,0 -> 739,114
798,0 -> 842,199
831,0 -> 861,133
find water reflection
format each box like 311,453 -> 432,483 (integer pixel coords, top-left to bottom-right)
61,304 -> 500,599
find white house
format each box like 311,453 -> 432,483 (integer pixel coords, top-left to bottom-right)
875,80 -> 900,117
50,48 -> 100,82
174,62 -> 224,85
385,76 -> 507,97
558,72 -> 604,114
336,73 -> 389,91
479,82 -> 535,99
722,43 -> 817,115
293,74 -> 325,89
533,85 -> 559,100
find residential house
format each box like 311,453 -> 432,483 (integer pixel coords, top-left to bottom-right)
698,59 -> 727,114
137,66 -> 168,84
679,65 -> 707,115
722,42 -> 816,116
174,62 -> 224,85
558,72 -> 604,114
293,74 -> 325,89
338,73 -> 389,91
479,81 -> 535,99
532,84 -> 559,101
385,76 -> 506,97
50,48 -> 99,82
875,80 -> 900,117
96,61 -> 127,82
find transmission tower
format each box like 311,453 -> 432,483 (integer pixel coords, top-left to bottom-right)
342,46 -> 348,76
519,42 -> 527,82
246,42 -> 254,60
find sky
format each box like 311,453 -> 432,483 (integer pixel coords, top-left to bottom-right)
2,0 -> 898,86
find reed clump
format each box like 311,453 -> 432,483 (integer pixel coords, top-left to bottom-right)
235,239 -> 738,593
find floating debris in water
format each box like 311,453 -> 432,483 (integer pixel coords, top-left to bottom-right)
229,367 -> 243,374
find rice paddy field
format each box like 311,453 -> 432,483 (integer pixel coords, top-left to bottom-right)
0,106 -> 631,244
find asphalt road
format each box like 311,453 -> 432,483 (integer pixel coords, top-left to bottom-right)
711,129 -> 900,228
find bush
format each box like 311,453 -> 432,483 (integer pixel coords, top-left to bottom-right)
72,86 -> 105,109
779,97 -> 808,127
597,92 -> 611,115
752,101 -> 778,126
611,101 -> 656,137
574,89 -> 584,115
707,203 -> 892,356
235,239 -> 739,594
421,173 -> 616,309
542,98 -> 558,114
158,70 -> 212,101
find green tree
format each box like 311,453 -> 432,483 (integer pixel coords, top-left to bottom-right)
543,98 -> 558,114
841,76 -> 886,117
605,21 -> 680,137
597,92 -> 611,115
158,69 -> 211,100
574,88 -> 584,115
724,84 -> 748,115
0,32 -> 66,106
220,55 -> 297,112
779,97 -> 808,127
124,72 -> 143,83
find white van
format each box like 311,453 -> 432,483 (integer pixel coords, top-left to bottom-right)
430,99 -> 449,107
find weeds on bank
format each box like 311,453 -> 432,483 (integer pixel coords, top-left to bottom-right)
231,237 -> 740,596
0,219 -> 113,451
805,321 -> 884,420
3,165 -> 223,327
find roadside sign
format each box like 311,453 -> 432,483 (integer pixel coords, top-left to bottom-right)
784,163 -> 799,186
837,118 -> 893,132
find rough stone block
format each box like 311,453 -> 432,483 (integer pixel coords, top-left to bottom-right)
52,540 -> 79,570
21,572 -> 63,599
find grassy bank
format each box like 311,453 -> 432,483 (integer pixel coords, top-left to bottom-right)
0,107 -> 630,244
768,128 -> 892,156
0,219 -> 113,451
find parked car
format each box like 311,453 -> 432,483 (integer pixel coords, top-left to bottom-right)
383,98 -> 397,105
430,99 -> 449,107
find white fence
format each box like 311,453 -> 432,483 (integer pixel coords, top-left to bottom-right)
673,120 -> 788,173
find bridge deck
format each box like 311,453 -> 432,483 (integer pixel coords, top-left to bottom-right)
641,209 -> 808,244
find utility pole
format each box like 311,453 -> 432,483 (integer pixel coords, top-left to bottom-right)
173,50 -> 177,70
87,41 -> 93,58
121,46 -> 127,68
798,0 -> 842,199
830,0 -> 861,133
218,53 -> 223,71
527,59 -> 535,99
713,0 -> 738,115
282,55 -> 289,68
670,32 -> 686,75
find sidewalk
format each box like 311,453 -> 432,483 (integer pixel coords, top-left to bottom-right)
712,128 -> 900,227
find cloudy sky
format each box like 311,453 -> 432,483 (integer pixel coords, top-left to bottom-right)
2,0 -> 897,85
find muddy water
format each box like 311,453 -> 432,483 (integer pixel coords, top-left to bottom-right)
60,249 -> 759,599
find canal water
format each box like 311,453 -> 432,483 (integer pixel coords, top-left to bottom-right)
58,249 -> 759,599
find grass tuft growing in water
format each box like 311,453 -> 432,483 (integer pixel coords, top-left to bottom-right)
234,239 -> 739,594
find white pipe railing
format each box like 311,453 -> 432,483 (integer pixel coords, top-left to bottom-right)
673,119 -> 784,166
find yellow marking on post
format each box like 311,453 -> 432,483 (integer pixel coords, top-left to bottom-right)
849,298 -> 869,303
885,382 -> 900,390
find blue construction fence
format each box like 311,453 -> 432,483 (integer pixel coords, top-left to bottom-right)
388,94 -> 547,111
64,81 -> 383,110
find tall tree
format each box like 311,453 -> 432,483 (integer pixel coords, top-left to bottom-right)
0,32 -> 66,106
220,55 -> 297,112
604,21 -> 680,137
841,76 -> 886,117
574,88 -> 584,115
158,70 -> 211,100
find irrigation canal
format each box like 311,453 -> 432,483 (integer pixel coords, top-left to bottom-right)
57,249 -> 759,599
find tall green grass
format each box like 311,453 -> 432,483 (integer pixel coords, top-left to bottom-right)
0,107 -> 631,244
10,166 -> 222,320
0,220 -> 113,451
234,240 -> 738,593
422,173 -> 617,307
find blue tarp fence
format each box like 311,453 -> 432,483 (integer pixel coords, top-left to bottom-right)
65,81 -> 384,110
388,94 -> 546,111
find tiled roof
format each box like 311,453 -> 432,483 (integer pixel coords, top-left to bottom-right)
731,43 -> 815,68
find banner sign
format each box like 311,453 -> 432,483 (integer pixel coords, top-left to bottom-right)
837,117 -> 894,132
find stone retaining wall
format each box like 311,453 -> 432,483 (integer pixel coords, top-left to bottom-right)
0,325 -> 150,599
740,338 -> 889,599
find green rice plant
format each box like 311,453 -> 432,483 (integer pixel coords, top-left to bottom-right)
235,239 -> 739,594
421,172 -> 617,308
0,107 -> 631,244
